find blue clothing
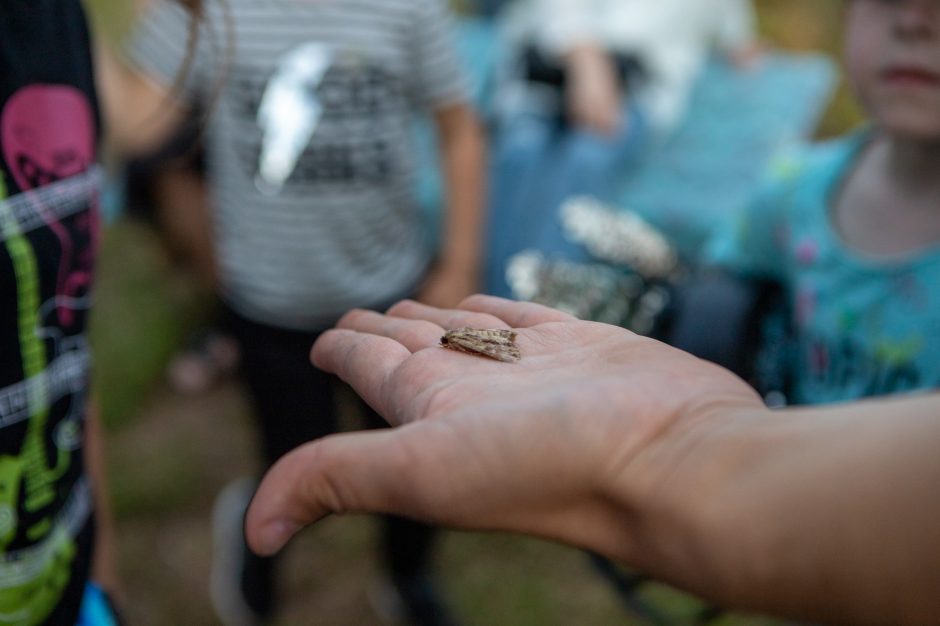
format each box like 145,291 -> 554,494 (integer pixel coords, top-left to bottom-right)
75,586 -> 119,626
486,107 -> 648,297
710,134 -> 940,405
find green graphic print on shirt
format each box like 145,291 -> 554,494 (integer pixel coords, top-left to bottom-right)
0,2 -> 102,623
0,170 -> 80,625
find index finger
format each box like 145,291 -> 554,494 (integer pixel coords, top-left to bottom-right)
311,328 -> 411,418
387,299 -> 510,331
459,295 -> 576,327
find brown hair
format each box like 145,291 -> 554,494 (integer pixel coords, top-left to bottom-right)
169,0 -> 207,96
166,0 -> 232,139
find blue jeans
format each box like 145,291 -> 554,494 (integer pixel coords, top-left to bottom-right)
485,106 -> 648,297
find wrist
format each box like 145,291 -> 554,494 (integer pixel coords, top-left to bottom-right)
614,403 -> 775,595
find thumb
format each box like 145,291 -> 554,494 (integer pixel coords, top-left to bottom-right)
244,428 -> 434,557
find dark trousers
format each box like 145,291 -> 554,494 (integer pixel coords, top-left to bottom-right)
222,305 -> 436,587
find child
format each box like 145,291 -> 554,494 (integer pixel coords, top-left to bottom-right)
487,0 -> 760,296
709,0 -> 940,405
0,0 -> 201,621
106,1 -> 485,624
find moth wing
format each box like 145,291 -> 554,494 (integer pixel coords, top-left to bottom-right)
478,342 -> 521,363
441,328 -> 521,362
493,329 -> 518,343
443,340 -> 477,355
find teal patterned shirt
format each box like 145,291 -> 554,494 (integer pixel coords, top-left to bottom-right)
710,133 -> 940,405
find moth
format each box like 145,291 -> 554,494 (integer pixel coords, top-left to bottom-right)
440,328 -> 521,363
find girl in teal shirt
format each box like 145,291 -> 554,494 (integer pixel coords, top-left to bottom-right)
711,0 -> 940,405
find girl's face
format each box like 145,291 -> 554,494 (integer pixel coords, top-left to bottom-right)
845,0 -> 940,138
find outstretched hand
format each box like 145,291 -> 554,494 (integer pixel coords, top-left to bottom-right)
244,295 -> 763,563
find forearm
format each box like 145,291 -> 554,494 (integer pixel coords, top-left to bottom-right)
436,104 -> 486,273
624,393 -> 940,624
564,42 -> 620,85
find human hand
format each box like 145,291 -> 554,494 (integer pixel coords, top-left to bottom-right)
566,44 -> 625,136
244,295 -> 763,562
416,263 -> 478,310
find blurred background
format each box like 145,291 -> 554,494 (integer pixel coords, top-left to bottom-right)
83,1 -> 860,624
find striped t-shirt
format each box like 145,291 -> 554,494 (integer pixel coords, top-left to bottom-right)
127,0 -> 468,330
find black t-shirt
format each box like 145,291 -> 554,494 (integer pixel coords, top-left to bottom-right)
0,1 -> 101,624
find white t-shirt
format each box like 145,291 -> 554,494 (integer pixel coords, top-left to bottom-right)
504,0 -> 757,133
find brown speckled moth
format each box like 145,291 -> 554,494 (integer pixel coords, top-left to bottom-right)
440,328 -> 521,363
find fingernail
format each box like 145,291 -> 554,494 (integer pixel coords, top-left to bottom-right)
257,519 -> 301,556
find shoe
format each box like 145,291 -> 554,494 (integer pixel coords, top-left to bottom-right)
210,478 -> 273,626
368,573 -> 462,626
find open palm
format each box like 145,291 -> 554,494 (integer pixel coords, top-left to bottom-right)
245,295 -> 763,562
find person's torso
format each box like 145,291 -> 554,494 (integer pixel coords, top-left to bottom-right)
0,1 -> 101,623
778,139 -> 940,404
203,0 -> 435,329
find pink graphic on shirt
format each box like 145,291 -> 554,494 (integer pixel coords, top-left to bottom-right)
796,284 -> 817,328
1,85 -> 98,328
810,340 -> 829,378
795,237 -> 819,266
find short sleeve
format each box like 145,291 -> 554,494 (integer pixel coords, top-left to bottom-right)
407,0 -> 470,111
707,160 -> 798,282
123,0 -> 214,101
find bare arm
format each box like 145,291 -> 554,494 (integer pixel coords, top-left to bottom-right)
417,103 -> 486,309
627,394 -> 940,625
94,39 -> 187,156
244,296 -> 940,625
564,43 -> 625,136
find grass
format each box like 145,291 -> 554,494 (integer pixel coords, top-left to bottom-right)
90,219 -> 210,430
87,1 -> 860,624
